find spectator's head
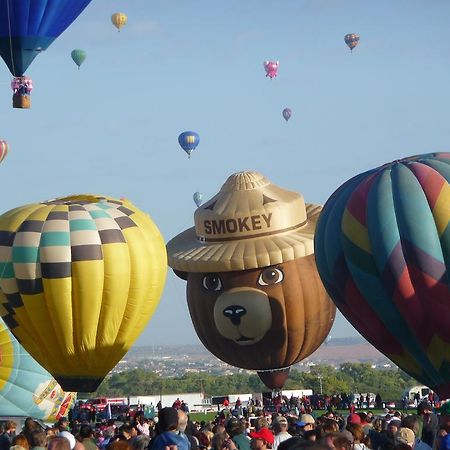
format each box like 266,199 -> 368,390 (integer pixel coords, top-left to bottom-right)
273,417 -> 288,434
226,417 -> 244,437
58,431 -> 76,450
157,407 -> 179,433
29,429 -> 47,448
178,410 -> 189,433
401,415 -> 423,439
249,428 -> 274,450
395,428 -> 415,448
130,435 -> 150,450
47,436 -> 71,450
79,425 -> 94,440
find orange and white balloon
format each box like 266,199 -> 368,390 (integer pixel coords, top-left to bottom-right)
0,140 -> 8,164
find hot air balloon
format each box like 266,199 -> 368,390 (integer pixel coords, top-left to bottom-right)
0,0 -> 93,108
0,139 -> 7,164
264,61 -> 279,79
111,13 -> 127,31
282,108 -> 292,123
178,131 -> 200,158
167,171 -> 336,390
0,194 -> 167,392
344,33 -> 360,52
71,49 -> 87,69
193,192 -> 203,208
315,152 -> 450,399
0,317 -> 76,420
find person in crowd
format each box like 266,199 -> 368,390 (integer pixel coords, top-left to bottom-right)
48,436 -> 71,450
151,407 -> 188,450
417,402 -> 439,449
346,423 -> 369,450
117,425 -> 137,442
12,434 -> 31,450
0,424 -> 12,450
225,417 -> 250,450
29,429 -> 47,450
58,431 -> 76,450
79,425 -> 99,450
178,409 -> 197,450
272,417 -> 291,450
248,428 -> 274,450
395,428 -> 416,450
130,435 -> 150,450
401,415 -> 431,450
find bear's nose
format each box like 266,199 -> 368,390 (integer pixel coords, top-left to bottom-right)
223,305 -> 247,325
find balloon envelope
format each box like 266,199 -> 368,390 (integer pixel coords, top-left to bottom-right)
0,0 -> 92,76
0,195 -> 167,392
0,139 -> 7,164
282,108 -> 292,122
71,49 -> 87,68
0,317 -> 75,420
111,12 -> 127,31
344,33 -> 360,51
264,61 -> 279,79
193,192 -> 203,208
178,131 -> 200,157
315,152 -> 450,398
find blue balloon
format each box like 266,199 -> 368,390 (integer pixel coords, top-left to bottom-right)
0,0 -> 92,76
178,131 -> 200,158
193,192 -> 203,207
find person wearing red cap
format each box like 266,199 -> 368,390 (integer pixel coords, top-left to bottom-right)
249,428 -> 274,450
347,414 -> 362,425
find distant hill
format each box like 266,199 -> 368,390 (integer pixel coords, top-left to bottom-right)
129,336 -> 392,367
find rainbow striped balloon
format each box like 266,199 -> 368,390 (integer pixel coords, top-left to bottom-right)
315,153 -> 450,397
0,140 -> 7,163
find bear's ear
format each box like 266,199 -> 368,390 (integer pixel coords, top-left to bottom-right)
173,269 -> 188,280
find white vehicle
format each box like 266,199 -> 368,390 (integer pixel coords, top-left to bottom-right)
402,385 -> 431,407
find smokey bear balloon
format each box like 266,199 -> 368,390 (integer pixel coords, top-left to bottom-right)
167,171 -> 336,389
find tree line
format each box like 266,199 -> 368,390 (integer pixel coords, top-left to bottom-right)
90,363 -> 417,402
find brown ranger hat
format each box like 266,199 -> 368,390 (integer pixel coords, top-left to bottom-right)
167,171 -> 322,272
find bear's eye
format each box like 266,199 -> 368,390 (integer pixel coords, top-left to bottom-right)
258,267 -> 284,286
202,274 -> 223,291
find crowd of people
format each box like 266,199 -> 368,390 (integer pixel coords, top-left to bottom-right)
0,399 -> 449,450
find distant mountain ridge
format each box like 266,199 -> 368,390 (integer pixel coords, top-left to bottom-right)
129,336 -> 391,366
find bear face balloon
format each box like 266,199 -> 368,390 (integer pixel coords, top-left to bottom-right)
167,171 -> 335,389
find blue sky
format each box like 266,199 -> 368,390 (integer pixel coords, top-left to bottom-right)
1,0 -> 450,346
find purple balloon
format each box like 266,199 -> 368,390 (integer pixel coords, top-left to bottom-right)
282,108 -> 292,122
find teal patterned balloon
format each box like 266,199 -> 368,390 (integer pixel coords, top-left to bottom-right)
71,49 -> 87,69
0,316 -> 75,419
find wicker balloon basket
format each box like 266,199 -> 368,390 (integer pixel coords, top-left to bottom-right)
12,94 -> 31,109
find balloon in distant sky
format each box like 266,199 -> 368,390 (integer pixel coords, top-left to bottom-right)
344,33 -> 360,52
0,0 -> 92,108
71,49 -> 87,69
0,317 -> 75,420
0,195 -> 167,392
0,140 -> 7,164
167,171 -> 335,390
111,12 -> 128,31
264,61 -> 279,79
315,152 -> 450,399
193,192 -> 203,208
282,108 -> 292,122
178,131 -> 200,158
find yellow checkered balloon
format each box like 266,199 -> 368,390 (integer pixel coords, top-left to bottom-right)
0,194 -> 167,392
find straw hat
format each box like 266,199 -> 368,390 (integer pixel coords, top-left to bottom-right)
167,171 -> 321,272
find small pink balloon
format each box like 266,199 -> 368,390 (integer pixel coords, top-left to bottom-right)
264,60 -> 279,79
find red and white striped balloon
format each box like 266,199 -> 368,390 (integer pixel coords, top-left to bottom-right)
0,140 -> 8,163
